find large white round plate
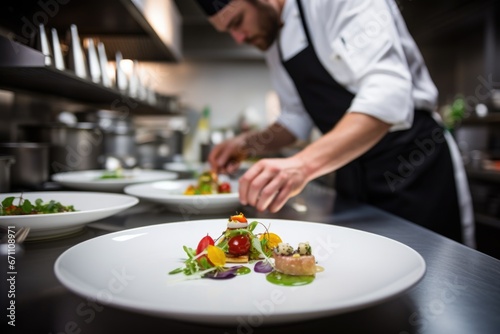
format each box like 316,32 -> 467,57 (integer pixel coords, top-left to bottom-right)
124,180 -> 240,214
0,192 -> 139,240
52,169 -> 178,192
54,219 -> 426,325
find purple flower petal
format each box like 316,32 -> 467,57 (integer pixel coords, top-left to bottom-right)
254,261 -> 273,273
205,266 -> 242,279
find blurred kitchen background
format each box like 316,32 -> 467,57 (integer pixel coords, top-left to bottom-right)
0,0 -> 499,257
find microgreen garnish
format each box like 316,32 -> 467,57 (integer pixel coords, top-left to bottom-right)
1,195 -> 76,216
168,215 -> 278,283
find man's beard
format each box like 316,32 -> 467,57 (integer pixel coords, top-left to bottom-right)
245,1 -> 281,51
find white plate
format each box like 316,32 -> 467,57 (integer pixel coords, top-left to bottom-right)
54,219 -> 425,325
164,161 -> 254,173
0,192 -> 139,240
163,161 -> 206,173
52,169 -> 178,192
124,180 -> 241,214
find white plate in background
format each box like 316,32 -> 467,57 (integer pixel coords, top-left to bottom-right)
54,219 -> 426,325
164,161 -> 254,174
163,161 -> 206,173
0,192 -> 139,240
52,169 -> 177,192
124,179 -> 241,215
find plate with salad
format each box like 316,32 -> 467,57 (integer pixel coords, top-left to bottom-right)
54,214 -> 425,325
52,169 -> 178,192
124,171 -> 240,214
0,192 -> 139,240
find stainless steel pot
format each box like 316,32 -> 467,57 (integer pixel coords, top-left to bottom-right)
0,143 -> 48,189
0,155 -> 15,192
136,129 -> 181,169
21,123 -> 104,173
97,111 -> 137,168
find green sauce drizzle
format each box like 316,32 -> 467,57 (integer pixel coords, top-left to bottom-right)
266,271 -> 315,286
236,266 -> 251,275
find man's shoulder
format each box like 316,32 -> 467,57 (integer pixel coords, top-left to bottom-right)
300,0 -> 352,21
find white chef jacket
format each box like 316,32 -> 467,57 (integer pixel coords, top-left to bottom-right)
265,0 -> 475,247
266,0 -> 439,141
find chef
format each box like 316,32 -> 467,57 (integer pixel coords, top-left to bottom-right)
195,0 -> 475,247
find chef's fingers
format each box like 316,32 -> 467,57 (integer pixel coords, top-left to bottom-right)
246,168 -> 277,207
256,171 -> 293,212
208,142 -> 234,172
216,142 -> 247,174
224,159 -> 241,174
267,181 -> 293,213
238,162 -> 265,206
207,144 -> 223,171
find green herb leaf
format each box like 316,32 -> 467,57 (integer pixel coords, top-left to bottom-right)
1,197 -> 15,208
21,199 -> 33,213
183,246 -> 196,259
251,237 -> 273,268
168,267 -> 184,275
45,200 -> 56,213
198,256 -> 211,270
225,228 -> 251,239
248,221 -> 258,232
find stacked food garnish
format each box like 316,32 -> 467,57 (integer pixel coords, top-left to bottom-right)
168,213 -> 322,286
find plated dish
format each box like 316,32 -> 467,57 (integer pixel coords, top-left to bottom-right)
0,192 -> 139,240
52,169 -> 178,192
54,218 -> 426,325
124,179 -> 240,214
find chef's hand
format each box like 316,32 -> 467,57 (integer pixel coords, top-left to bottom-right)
208,135 -> 248,174
239,156 -> 308,213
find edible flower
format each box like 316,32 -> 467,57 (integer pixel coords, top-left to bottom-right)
206,245 -> 226,267
230,212 -> 247,223
259,232 -> 282,253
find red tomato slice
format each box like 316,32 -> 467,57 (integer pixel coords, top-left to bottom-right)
196,234 -> 215,255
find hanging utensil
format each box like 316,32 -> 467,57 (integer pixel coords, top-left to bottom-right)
97,42 -> 112,87
87,38 -> 101,84
37,24 -> 52,66
51,28 -> 65,70
67,24 -> 87,78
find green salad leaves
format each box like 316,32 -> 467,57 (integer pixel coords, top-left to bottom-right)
0,195 -> 76,216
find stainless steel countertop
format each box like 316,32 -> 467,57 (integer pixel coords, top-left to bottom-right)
2,182 -> 500,333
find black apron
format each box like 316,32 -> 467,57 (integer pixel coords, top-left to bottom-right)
278,0 -> 462,242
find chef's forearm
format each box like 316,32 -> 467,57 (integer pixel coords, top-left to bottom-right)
242,122 -> 297,157
295,112 -> 391,182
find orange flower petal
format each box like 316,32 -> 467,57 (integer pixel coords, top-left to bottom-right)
259,232 -> 282,250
